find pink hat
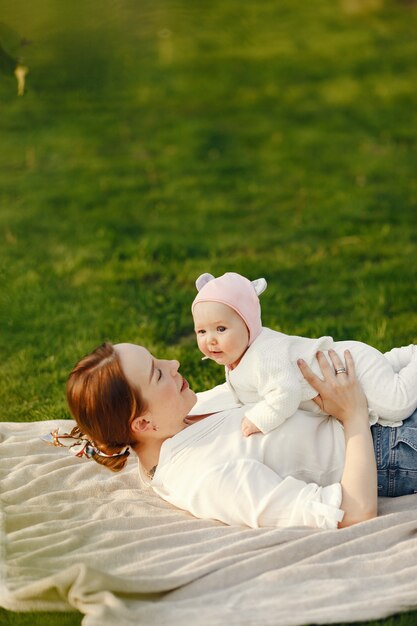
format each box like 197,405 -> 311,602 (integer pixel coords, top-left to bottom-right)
191,272 -> 267,345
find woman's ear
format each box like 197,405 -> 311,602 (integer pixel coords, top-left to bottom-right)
130,416 -> 153,435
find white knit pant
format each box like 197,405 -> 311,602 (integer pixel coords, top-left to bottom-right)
323,341 -> 417,425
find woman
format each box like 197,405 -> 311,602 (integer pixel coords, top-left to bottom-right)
66,342 -> 417,530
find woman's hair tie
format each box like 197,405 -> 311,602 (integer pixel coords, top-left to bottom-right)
41,429 -> 130,460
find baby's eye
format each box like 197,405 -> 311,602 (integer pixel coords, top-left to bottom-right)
217,326 -> 226,333
197,329 -> 206,335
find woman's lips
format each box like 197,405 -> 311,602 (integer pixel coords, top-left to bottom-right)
181,377 -> 189,391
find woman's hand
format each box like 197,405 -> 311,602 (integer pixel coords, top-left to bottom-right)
297,349 -> 368,424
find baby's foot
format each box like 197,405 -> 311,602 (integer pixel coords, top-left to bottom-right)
384,344 -> 416,372
241,417 -> 261,437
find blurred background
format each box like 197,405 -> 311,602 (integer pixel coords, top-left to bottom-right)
1,3 -> 417,625
0,0 -> 416,416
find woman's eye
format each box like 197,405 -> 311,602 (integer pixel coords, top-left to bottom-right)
157,368 -> 162,380
217,326 -> 226,332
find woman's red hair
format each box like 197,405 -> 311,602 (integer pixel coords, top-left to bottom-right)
66,342 -> 146,471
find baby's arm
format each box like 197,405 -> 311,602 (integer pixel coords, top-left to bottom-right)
242,361 -> 303,435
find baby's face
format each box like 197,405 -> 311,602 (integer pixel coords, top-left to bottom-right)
193,302 -> 249,369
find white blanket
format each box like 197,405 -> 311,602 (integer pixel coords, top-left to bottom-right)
1,420 -> 417,626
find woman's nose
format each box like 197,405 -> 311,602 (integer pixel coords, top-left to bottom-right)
170,359 -> 180,374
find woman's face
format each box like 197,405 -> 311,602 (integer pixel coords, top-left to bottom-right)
115,343 -> 197,439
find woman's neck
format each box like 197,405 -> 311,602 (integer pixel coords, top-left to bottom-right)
184,412 -> 214,424
135,414 -> 215,475
135,440 -> 164,476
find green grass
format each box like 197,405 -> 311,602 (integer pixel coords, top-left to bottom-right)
0,608 -> 415,626
0,612 -> 82,625
0,0 -> 416,624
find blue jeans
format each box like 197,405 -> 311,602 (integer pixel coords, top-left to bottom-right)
372,407 -> 417,496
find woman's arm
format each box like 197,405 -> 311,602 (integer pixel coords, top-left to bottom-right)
298,349 -> 378,528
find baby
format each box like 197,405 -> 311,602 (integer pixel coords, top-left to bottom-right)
191,272 -> 417,436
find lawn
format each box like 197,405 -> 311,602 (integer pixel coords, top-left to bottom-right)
0,0 -> 416,624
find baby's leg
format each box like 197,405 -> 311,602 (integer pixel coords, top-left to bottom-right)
383,344 -> 415,373
335,341 -> 417,423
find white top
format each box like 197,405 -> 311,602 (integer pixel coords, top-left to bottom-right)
148,384 -> 346,530
226,327 -> 334,432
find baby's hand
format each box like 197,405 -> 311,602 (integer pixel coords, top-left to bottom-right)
241,417 -> 261,437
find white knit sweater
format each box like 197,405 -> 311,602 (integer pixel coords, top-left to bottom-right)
226,329 -> 417,432
226,328 -> 333,432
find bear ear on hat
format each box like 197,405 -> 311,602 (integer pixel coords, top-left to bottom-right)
195,273 -> 215,292
252,278 -> 267,296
